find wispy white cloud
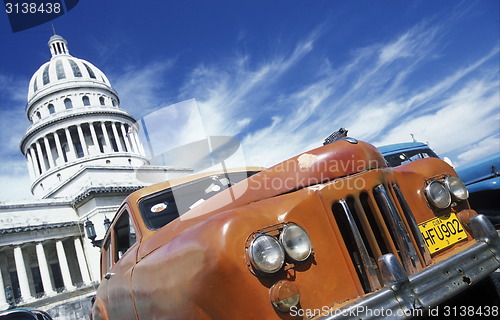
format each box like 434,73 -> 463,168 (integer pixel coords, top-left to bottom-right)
1,4 -> 498,203
166,15 -> 499,170
374,77 -> 500,154
456,134 -> 500,166
112,59 -> 176,118
0,158 -> 34,203
0,74 -> 34,202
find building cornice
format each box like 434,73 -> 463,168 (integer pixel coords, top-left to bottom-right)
0,221 -> 80,234
71,185 -> 145,206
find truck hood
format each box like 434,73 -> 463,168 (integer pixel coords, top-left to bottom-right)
181,138 -> 386,221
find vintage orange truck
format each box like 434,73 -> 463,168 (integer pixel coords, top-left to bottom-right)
90,131 -> 500,320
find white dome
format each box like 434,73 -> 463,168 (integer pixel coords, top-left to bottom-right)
27,35 -> 113,105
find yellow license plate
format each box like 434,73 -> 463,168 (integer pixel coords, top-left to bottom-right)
418,213 -> 467,254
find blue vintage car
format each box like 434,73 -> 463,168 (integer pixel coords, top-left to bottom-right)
377,142 -> 440,167
455,153 -> 500,227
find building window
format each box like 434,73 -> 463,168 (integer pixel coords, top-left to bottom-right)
48,104 -> 55,114
33,78 -> 38,92
56,60 -> 66,80
64,98 -> 73,109
99,97 -> 105,105
82,96 -> 90,106
36,111 -> 41,120
83,62 -> 96,79
42,64 -> 50,85
112,99 -> 116,107
69,59 -> 82,77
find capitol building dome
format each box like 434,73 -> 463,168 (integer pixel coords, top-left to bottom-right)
27,35 -> 118,115
20,34 -> 149,199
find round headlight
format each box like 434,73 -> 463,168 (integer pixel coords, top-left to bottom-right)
280,224 -> 312,262
249,235 -> 285,273
445,176 -> 469,201
425,180 -> 452,209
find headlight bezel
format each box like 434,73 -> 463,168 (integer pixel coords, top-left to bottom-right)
425,179 -> 452,209
279,223 -> 313,262
444,175 -> 469,201
246,222 -> 314,275
248,234 -> 285,274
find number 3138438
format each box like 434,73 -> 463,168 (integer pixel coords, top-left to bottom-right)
5,2 -> 61,14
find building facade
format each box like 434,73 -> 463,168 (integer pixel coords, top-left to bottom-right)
0,35 -> 190,318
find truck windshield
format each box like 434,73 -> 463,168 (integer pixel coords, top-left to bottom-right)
139,171 -> 259,230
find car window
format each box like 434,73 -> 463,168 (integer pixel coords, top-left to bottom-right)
384,148 -> 438,167
102,237 -> 112,274
139,171 -> 259,230
113,210 -> 137,262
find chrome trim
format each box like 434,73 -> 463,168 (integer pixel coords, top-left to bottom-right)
444,176 -> 469,201
248,234 -> 285,273
279,224 -> 312,262
470,214 -> 500,258
318,217 -> 500,320
424,180 -> 451,209
374,185 -> 421,274
392,185 -> 432,266
377,253 -> 409,287
338,199 -> 381,291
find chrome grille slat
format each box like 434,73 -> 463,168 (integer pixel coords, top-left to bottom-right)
338,199 -> 381,292
331,182 -> 425,293
373,185 -> 421,274
392,184 -> 432,266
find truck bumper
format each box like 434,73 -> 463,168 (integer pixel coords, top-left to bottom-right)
317,214 -> 500,320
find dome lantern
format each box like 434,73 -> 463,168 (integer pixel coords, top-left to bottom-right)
48,34 -> 70,57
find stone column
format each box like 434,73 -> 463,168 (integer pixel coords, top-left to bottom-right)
55,241 -> 75,291
111,122 -> 124,152
35,141 -> 47,173
134,132 -> 146,156
100,122 -> 112,152
76,124 -> 89,157
43,136 -> 55,168
53,131 -> 65,164
124,125 -> 138,154
64,128 -> 77,161
26,152 -> 35,181
35,242 -> 55,296
73,238 -> 91,284
0,266 -> 9,310
29,147 -> 41,176
119,123 -> 132,152
89,123 -> 100,154
13,246 -> 32,301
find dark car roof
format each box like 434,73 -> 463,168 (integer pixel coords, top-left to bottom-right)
0,309 -> 52,320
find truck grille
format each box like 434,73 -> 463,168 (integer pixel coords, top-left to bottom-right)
331,183 -> 430,293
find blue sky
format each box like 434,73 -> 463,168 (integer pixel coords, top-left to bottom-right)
0,0 -> 498,202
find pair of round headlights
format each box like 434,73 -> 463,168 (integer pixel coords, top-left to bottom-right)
425,176 -> 469,209
248,224 -> 312,274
